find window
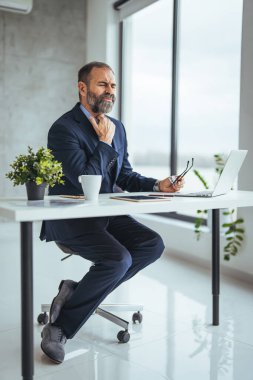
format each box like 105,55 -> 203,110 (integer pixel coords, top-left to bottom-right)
120,0 -> 243,218
121,0 -> 173,179
177,0 -> 243,193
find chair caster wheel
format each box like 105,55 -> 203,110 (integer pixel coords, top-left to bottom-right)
132,311 -> 143,324
37,312 -> 49,325
117,330 -> 130,343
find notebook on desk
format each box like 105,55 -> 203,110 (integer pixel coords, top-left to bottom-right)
170,149 -> 248,198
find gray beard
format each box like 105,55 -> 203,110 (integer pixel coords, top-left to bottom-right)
87,90 -> 115,114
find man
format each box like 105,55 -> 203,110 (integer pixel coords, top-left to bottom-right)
40,61 -> 184,363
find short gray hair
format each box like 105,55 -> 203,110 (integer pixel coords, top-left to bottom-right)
78,61 -> 114,84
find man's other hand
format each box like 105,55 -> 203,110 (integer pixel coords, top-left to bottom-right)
89,114 -> 115,145
158,176 -> 185,193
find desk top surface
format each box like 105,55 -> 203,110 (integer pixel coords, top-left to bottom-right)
0,191 -> 253,222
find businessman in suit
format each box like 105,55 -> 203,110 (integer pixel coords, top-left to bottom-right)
40,61 -> 184,363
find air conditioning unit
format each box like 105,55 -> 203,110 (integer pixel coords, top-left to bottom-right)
0,0 -> 32,14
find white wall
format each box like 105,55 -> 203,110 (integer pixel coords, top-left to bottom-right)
86,0 -> 120,117
86,0 -> 253,281
236,0 -> 253,276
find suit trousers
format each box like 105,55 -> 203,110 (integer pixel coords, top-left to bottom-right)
53,215 -> 165,338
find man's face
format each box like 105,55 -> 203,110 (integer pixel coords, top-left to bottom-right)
79,67 -> 116,115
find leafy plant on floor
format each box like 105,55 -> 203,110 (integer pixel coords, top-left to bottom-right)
194,154 -> 245,261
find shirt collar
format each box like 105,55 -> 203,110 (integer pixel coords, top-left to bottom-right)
79,103 -> 91,120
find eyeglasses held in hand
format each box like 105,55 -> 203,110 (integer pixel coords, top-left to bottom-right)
171,158 -> 194,185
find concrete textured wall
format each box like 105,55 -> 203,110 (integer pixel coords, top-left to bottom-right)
0,0 -> 86,197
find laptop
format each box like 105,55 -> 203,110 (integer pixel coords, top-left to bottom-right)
171,149 -> 248,197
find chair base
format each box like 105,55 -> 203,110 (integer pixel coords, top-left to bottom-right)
38,303 -> 143,343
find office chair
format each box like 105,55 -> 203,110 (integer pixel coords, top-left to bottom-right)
37,242 -> 143,343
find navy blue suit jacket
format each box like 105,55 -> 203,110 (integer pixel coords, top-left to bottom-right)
40,103 -> 157,242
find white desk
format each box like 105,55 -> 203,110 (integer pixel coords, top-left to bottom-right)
1,190 -> 253,380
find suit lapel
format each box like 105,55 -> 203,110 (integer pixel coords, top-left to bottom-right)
72,103 -> 121,179
109,118 -> 121,179
72,103 -> 99,146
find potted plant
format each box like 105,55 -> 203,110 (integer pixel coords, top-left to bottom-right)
6,146 -> 64,200
194,154 -> 245,261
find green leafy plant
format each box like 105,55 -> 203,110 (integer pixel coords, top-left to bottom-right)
214,154 -> 245,260
194,169 -> 208,240
222,210 -> 244,260
6,146 -> 64,188
214,153 -> 225,176
194,153 -> 245,261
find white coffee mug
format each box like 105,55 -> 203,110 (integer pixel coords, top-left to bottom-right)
78,175 -> 102,201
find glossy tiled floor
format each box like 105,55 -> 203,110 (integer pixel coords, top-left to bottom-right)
1,222 -> 253,380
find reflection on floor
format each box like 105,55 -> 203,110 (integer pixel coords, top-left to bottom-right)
0,222 -> 253,380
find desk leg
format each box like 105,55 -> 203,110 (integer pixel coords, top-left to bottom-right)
212,209 -> 220,326
21,222 -> 34,380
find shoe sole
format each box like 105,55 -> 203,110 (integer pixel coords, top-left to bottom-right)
40,342 -> 63,364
